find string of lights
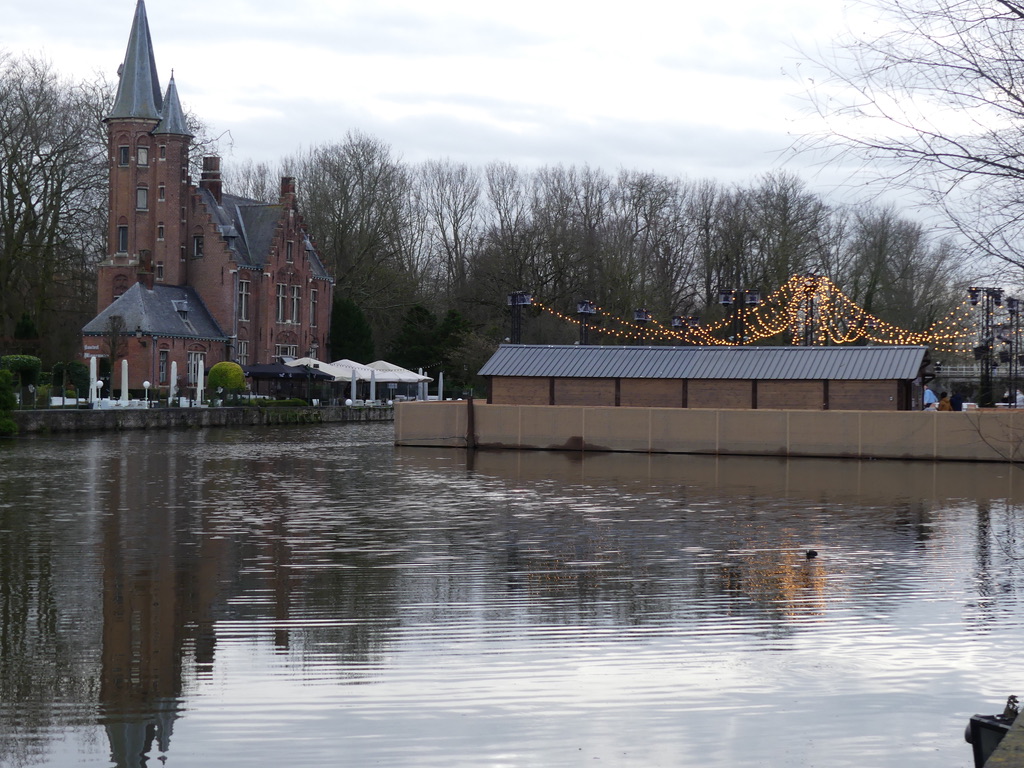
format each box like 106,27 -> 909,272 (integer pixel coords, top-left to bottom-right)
533,276 -> 988,350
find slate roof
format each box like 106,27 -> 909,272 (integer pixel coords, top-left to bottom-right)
107,0 -> 162,121
200,189 -> 332,279
82,282 -> 228,341
478,344 -> 929,381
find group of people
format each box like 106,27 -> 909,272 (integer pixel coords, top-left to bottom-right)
923,387 -> 961,411
923,386 -> 1024,410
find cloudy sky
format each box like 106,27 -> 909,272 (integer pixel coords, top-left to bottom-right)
6,0 -> 878,190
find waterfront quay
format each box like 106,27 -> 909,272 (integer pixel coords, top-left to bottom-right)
10,403 -> 394,434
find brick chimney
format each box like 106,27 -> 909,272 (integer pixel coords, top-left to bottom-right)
137,249 -> 155,290
280,176 -> 296,207
200,156 -> 222,203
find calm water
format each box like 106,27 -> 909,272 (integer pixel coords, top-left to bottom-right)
0,422 -> 1022,767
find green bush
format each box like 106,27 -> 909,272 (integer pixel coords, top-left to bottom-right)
207,362 -> 246,404
52,361 -> 90,397
257,398 -> 309,407
0,370 -> 17,435
1,355 -> 42,387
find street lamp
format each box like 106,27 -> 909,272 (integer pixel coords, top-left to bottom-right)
632,309 -> 651,344
577,300 -> 596,345
718,288 -> 760,343
143,380 -> 151,407
506,290 -> 533,344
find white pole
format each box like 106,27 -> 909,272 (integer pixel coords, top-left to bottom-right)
88,356 -> 97,404
370,370 -> 376,402
438,371 -> 444,401
120,358 -> 129,404
170,361 -> 178,403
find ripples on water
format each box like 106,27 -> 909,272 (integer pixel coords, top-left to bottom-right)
0,423 -> 1022,767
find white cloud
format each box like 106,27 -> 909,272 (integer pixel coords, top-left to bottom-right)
4,0 -> 882,190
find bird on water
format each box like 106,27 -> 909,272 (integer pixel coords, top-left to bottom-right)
805,550 -> 818,559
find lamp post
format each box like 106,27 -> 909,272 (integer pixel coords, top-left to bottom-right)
577,300 -> 596,345
632,308 -> 651,344
970,286 -> 1005,407
143,380 -> 151,408
507,291 -> 533,344
670,315 -> 701,345
718,288 -> 760,344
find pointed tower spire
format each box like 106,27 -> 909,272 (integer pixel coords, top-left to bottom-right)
154,75 -> 194,137
108,0 -> 162,120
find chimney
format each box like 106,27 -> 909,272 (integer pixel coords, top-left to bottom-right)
200,156 -> 222,203
280,176 -> 296,207
137,249 -> 155,290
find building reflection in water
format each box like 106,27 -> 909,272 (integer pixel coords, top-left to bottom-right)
2,427 -> 1022,767
94,433 -> 228,767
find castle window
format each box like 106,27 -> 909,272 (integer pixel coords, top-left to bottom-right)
192,235 -> 204,258
158,350 -> 168,384
117,226 -> 128,253
291,285 -> 301,323
310,289 -> 318,327
156,261 -> 164,281
238,280 -> 250,321
158,185 -> 165,201
236,340 -> 249,366
136,187 -> 148,211
137,147 -> 149,166
157,225 -> 164,241
187,351 -> 205,385
275,343 -> 298,358
160,145 -> 166,159
276,284 -> 287,322
118,146 -> 130,165
286,241 -> 294,262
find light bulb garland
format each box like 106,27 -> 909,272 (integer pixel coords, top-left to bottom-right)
533,275 -> 996,352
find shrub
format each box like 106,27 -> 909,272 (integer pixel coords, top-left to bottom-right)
207,362 -> 246,404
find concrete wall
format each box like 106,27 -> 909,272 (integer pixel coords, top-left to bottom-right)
12,405 -> 393,434
395,401 -> 1024,462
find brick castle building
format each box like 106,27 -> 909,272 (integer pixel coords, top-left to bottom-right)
82,0 -> 333,394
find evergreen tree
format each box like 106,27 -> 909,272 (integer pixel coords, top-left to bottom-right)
387,306 -> 471,385
329,297 -> 375,363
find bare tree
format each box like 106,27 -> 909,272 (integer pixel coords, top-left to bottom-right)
799,0 -> 1024,269
0,53 -> 109,361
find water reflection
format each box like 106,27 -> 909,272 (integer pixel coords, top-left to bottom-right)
0,425 -> 1022,767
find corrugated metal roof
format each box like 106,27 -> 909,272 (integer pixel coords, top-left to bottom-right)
478,345 -> 928,381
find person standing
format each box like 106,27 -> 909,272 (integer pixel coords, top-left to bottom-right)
923,386 -> 939,409
937,392 -> 953,411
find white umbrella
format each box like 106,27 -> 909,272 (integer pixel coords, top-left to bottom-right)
366,360 -> 433,383
120,359 -> 129,404
89,356 -> 97,404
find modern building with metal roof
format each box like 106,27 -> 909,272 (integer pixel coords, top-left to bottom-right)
478,345 -> 931,410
